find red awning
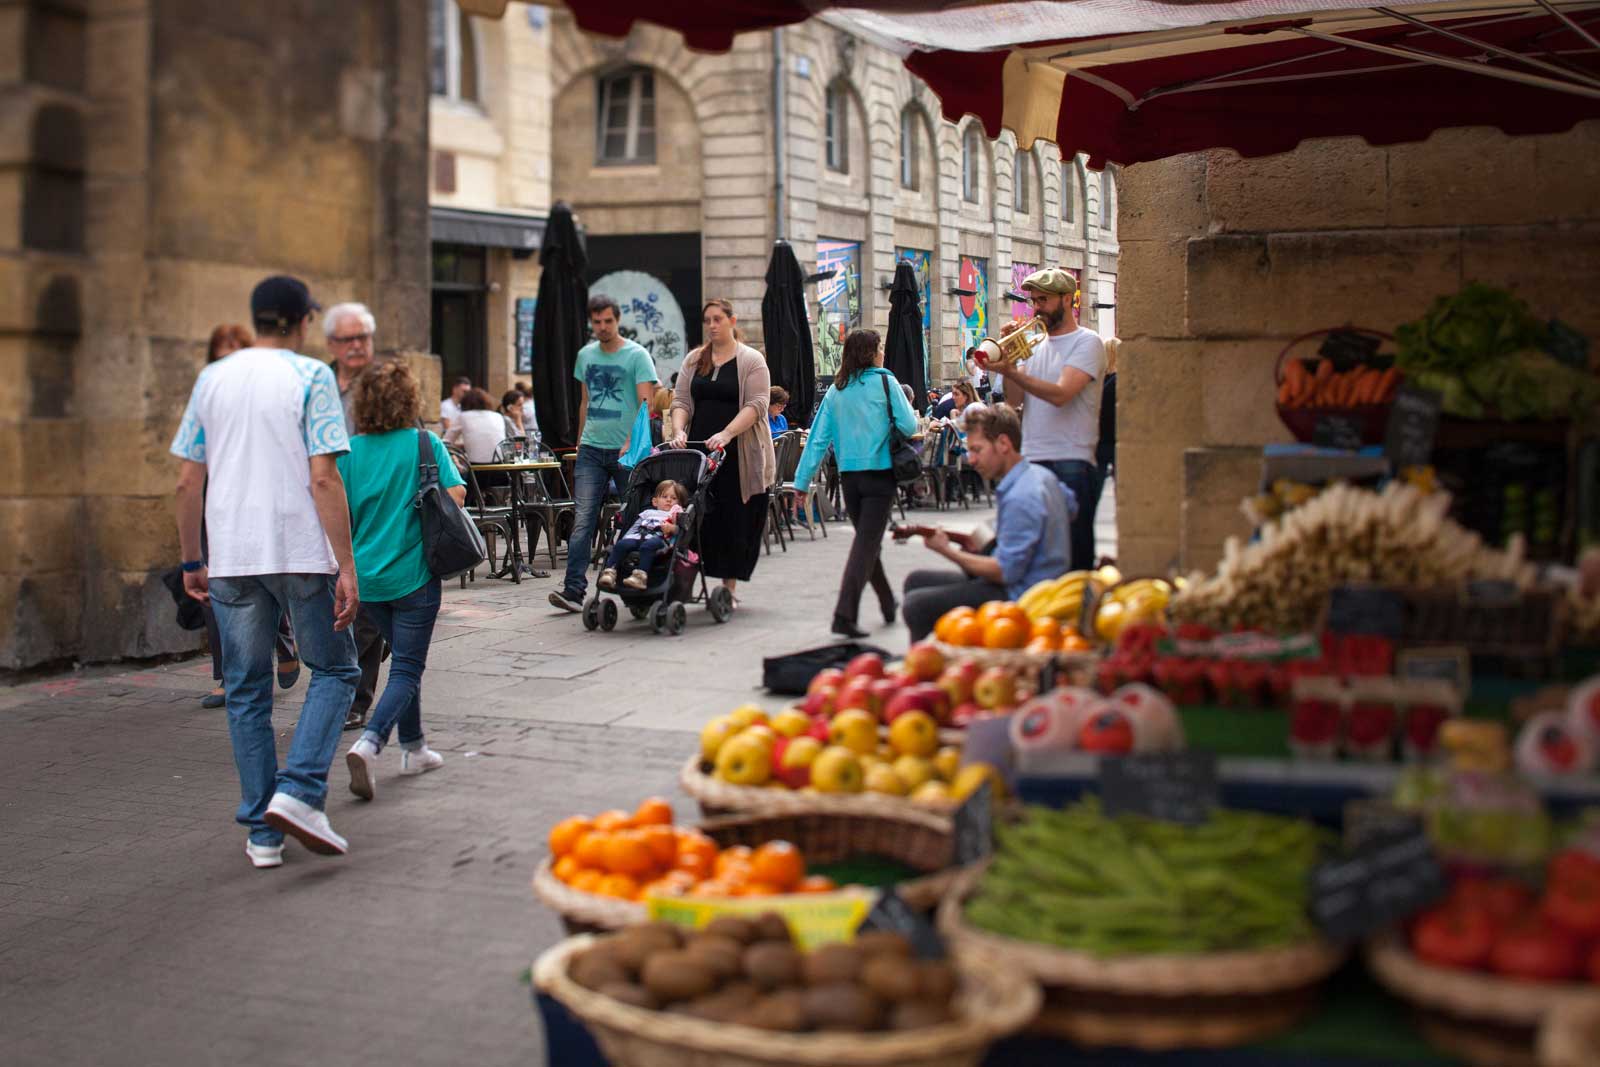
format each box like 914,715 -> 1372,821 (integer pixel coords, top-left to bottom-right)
556,1 -> 1600,165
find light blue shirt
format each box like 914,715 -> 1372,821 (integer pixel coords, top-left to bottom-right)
993,458 -> 1072,598
793,368 -> 919,492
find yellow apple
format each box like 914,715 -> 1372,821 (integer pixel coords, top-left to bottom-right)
810,745 -> 864,793
950,761 -> 1006,801
888,710 -> 939,758
739,724 -> 779,755
911,781 -> 954,807
864,764 -> 907,795
775,735 -> 822,788
892,755 -> 934,791
728,704 -> 770,729
701,716 -> 740,762
771,708 -> 811,738
828,709 -> 879,755
933,746 -> 962,782
715,734 -> 772,786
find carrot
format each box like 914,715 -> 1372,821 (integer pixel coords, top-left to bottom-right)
1282,359 -> 1310,406
1350,368 -> 1379,405
1278,379 -> 1294,406
1375,366 -> 1400,402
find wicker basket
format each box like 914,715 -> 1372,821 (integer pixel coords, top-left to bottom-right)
1273,327 -> 1396,445
534,933 -> 1042,1067
681,754 -> 960,819
1540,999 -> 1600,1067
931,641 -> 1058,671
1031,989 -> 1318,1050
1367,933 -> 1600,1028
938,865 -> 1346,998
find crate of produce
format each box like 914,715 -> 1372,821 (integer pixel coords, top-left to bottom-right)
1274,327 -> 1399,445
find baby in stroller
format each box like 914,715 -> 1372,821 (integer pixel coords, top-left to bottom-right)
597,479 -> 689,591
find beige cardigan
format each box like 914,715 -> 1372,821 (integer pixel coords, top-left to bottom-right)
670,342 -> 777,503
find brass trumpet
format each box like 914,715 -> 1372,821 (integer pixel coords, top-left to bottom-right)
973,316 -> 1048,369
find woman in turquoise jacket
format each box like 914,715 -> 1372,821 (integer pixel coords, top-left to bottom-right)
794,329 -> 921,637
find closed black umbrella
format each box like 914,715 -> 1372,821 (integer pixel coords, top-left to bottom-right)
885,260 -> 927,403
531,201 -> 589,451
759,240 -> 816,427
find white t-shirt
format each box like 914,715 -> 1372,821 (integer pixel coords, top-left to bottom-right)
1019,327 -> 1106,464
169,347 -> 349,577
447,409 -> 511,464
439,396 -> 462,428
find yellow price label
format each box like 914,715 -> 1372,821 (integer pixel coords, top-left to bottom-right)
645,889 -> 875,950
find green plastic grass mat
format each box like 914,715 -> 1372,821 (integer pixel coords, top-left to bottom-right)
810,854 -> 922,887
1253,962 -> 1462,1064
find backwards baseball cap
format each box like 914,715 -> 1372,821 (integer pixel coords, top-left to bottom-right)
251,275 -> 321,331
1020,267 -> 1079,297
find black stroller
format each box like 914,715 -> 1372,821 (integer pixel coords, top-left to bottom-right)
581,447 -> 735,635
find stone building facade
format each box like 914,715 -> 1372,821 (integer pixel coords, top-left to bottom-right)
2,0 -> 433,671
1115,121 -> 1600,576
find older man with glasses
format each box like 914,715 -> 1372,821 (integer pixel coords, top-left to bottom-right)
323,302 -> 385,731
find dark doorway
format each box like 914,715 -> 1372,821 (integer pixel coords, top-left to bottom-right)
431,243 -> 488,393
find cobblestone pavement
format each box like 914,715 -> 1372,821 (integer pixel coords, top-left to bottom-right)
0,491 -> 1111,1066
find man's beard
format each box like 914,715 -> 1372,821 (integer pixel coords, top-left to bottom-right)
1040,303 -> 1068,330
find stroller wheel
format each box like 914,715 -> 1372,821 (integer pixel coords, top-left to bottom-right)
629,602 -> 651,621
600,599 -> 619,632
581,596 -> 601,632
650,600 -> 669,634
666,602 -> 688,636
707,584 -> 734,623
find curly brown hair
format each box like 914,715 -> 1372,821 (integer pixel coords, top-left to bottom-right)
353,360 -> 420,434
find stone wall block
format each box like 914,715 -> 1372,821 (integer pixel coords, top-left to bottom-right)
1119,153 -> 1207,241
79,567 -> 199,663
0,495 -> 82,574
1116,339 -> 1204,447
1179,446 -> 1261,571
85,495 -> 177,572
1200,340 -> 1296,447
1112,440 -> 1185,539
83,419 -> 180,499
1388,126 -> 1541,228
1116,237 -> 1187,339
1264,229 -> 1461,336
20,418 -> 84,497
1530,120 -> 1600,224
0,571 -> 84,670
1184,234 -> 1270,336
1207,138 -> 1386,232
1461,224 -> 1600,338
1116,534 -> 1181,577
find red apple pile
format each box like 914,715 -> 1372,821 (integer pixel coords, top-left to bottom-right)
801,645 -> 1034,732
1409,850 -> 1600,984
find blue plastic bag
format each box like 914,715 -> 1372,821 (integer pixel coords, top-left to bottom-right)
619,400 -> 652,468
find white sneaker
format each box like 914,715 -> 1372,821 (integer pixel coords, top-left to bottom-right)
622,569 -> 649,589
264,792 -> 348,855
399,746 -> 444,776
346,737 -> 379,801
245,839 -> 284,869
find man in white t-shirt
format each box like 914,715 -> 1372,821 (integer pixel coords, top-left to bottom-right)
438,376 -> 471,434
986,267 -> 1106,569
171,275 -> 363,868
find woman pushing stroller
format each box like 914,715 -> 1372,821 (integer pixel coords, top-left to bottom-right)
598,480 -> 690,591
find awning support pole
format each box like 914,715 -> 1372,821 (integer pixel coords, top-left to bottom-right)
1533,0 -> 1600,51
1292,25 -> 1600,99
1373,5 -> 1600,88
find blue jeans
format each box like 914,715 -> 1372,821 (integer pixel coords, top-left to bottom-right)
562,444 -> 626,597
607,534 -> 666,574
359,578 -> 441,754
1036,458 -> 1101,571
209,573 -> 360,846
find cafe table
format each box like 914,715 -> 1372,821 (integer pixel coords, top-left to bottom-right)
468,459 -> 561,582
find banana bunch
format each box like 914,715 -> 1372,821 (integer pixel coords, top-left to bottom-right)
1093,577 -> 1173,642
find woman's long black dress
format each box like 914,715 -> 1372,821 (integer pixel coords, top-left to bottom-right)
690,359 -> 768,582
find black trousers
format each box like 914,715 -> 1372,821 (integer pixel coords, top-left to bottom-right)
350,606 -> 385,720
902,569 -> 1008,642
835,469 -> 898,625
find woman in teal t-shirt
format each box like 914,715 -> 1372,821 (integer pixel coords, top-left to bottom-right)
336,361 -> 465,802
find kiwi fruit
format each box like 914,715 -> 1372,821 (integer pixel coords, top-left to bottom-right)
917,959 -> 958,1004
752,911 -> 793,943
860,953 -> 921,1002
569,948 -> 630,991
736,989 -> 809,1032
889,998 -> 954,1030
682,981 -> 758,1023
742,941 -> 802,990
854,931 -> 913,958
703,915 -> 758,944
596,980 -> 659,1011
640,950 -> 717,1003
802,982 -> 885,1032
801,942 -> 864,986
612,922 -> 683,971
684,934 -> 744,981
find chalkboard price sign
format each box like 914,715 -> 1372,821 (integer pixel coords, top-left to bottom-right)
1309,827 -> 1448,942
514,297 -> 537,374
1099,751 -> 1219,826
952,780 -> 993,865
1384,382 -> 1443,470
858,887 -> 946,959
1313,414 -> 1365,452
1464,578 -> 1521,607
1326,584 -> 1408,639
1395,647 -> 1470,695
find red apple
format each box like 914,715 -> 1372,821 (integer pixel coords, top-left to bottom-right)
973,667 -> 1018,711
1404,704 -> 1450,756
885,682 -> 951,726
806,716 -> 831,743
844,653 -> 886,681
950,701 -> 982,728
869,677 -> 902,717
808,667 -> 845,696
903,642 -> 946,682
773,735 -> 823,788
800,687 -> 838,719
1347,701 -> 1397,752
837,677 -> 882,718
1077,709 -> 1136,754
937,661 -> 982,707
1096,659 -> 1122,695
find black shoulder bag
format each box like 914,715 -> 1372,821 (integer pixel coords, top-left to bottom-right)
880,374 -> 921,485
414,429 -> 487,579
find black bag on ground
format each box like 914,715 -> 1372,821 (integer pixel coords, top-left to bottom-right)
881,374 -> 921,485
762,640 -> 892,695
415,429 -> 487,580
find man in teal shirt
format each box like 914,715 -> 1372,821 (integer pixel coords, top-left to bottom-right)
550,295 -> 658,611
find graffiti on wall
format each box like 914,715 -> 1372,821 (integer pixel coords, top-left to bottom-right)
589,269 -> 687,384
815,238 -> 862,377
1009,262 -> 1037,320
958,255 -> 989,356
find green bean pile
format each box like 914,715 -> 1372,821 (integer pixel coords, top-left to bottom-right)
964,799 -> 1332,957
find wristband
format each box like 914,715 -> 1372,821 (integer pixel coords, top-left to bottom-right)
181,560 -> 204,573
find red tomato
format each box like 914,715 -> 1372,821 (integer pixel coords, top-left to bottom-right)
1489,919 -> 1582,982
1549,849 -> 1600,887
1449,876 -> 1535,924
1411,905 -> 1496,971
1542,872 -> 1600,940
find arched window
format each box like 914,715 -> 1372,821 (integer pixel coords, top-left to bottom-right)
1060,159 -> 1075,224
429,0 -> 480,106
826,81 -> 850,173
899,105 -> 920,190
961,124 -> 984,203
1015,150 -> 1032,215
596,66 -> 656,165
1101,167 -> 1117,233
